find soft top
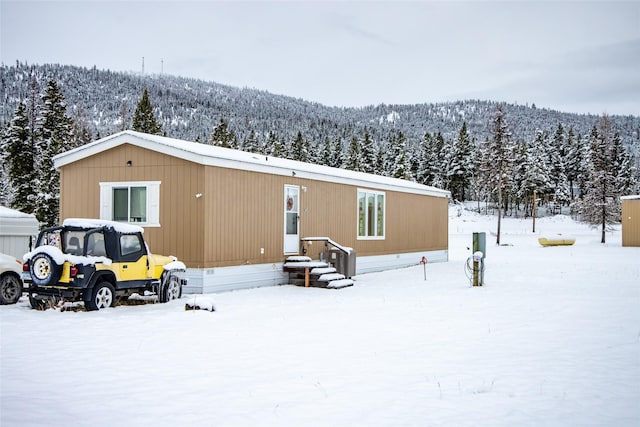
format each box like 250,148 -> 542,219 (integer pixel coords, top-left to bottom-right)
62,218 -> 144,234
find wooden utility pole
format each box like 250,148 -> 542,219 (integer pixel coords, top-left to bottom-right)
532,190 -> 537,233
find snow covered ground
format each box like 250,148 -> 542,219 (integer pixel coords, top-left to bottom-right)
1,207 -> 639,426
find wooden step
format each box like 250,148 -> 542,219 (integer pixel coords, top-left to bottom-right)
326,279 -> 354,289
317,272 -> 346,282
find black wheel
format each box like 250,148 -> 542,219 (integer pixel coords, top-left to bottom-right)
85,281 -> 116,311
0,273 -> 23,305
160,275 -> 182,303
29,252 -> 62,286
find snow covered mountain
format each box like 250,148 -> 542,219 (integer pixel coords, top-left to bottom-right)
1,62 -> 638,156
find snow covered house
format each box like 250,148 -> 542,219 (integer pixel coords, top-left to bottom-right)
0,206 -> 39,259
621,195 -> 640,247
53,130 -> 450,293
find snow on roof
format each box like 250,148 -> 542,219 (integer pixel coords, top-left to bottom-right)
62,218 -> 144,234
621,195 -> 640,200
53,130 -> 450,198
0,206 -> 37,219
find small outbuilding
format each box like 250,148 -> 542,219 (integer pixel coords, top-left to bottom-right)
53,130 -> 450,293
621,195 -> 640,247
0,206 -> 39,259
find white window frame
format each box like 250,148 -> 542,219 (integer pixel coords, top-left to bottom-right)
99,181 -> 161,227
357,188 -> 385,240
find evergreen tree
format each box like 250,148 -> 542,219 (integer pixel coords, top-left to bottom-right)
610,131 -> 634,196
290,131 -> 309,162
416,132 -> 437,185
345,135 -> 362,171
483,105 -> 514,244
132,88 -> 162,135
209,117 -> 235,148
389,131 -> 411,180
319,136 -> 332,166
564,127 -> 582,201
242,129 -> 260,153
548,124 -> 570,206
448,121 -> 474,201
519,130 -> 552,214
329,137 -> 345,168
360,129 -> 377,174
3,102 -> 37,213
577,116 -> 621,243
34,79 -> 73,226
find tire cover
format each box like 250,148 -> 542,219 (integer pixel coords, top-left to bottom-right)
30,252 -> 63,286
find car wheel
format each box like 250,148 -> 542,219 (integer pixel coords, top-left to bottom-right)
85,281 -> 116,311
160,275 -> 181,303
0,273 -> 23,305
30,253 -> 62,286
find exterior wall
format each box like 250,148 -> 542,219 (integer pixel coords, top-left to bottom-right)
622,198 -> 640,247
59,144 -> 206,266
201,166 -> 448,268
59,143 -> 448,272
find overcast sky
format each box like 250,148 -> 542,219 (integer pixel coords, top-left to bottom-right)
2,0 -> 639,116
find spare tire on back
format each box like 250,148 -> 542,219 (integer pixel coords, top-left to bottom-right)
30,252 -> 63,286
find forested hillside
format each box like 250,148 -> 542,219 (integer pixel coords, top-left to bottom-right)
2,62 -> 639,152
1,62 -> 638,231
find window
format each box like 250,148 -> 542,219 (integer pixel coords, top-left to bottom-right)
120,234 -> 143,257
357,189 -> 385,239
99,181 -> 160,227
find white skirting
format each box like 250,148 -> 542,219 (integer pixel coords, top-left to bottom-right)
183,249 -> 448,294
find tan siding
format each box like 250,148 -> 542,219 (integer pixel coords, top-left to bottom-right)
622,199 -> 640,247
59,143 -> 448,268
58,144 -> 205,267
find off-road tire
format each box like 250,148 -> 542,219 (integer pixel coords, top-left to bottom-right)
85,281 -> 116,311
160,275 -> 182,303
30,252 -> 62,287
0,273 -> 23,305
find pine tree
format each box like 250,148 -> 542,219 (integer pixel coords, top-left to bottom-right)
34,79 -> 73,226
548,124 -> 570,206
3,102 -> 37,213
290,131 -> 309,162
416,132 -> 437,185
360,129 -> 377,174
209,117 -> 234,148
577,116 -> 621,243
242,129 -> 260,153
483,105 -> 514,244
564,127 -> 582,201
448,122 -> 475,201
519,130 -> 552,214
389,131 -> 411,180
70,103 -> 93,148
132,88 -> 162,135
345,135 -> 362,171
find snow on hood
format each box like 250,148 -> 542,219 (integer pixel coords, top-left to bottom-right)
24,245 -> 112,266
62,218 -> 144,234
163,260 -> 186,271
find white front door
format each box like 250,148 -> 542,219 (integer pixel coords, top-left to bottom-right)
283,185 -> 300,254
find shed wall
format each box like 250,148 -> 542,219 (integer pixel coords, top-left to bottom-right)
622,199 -> 640,247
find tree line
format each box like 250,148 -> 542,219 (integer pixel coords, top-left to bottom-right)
1,79 -> 637,243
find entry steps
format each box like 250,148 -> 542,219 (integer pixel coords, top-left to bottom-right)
283,256 -> 354,289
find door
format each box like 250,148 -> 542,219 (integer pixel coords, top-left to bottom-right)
283,185 -> 300,254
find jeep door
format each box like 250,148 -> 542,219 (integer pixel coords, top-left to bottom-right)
116,233 -> 151,287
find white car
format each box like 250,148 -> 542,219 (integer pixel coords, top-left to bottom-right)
0,253 -> 24,305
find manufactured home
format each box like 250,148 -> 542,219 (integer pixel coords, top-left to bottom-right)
53,130 -> 450,293
621,195 -> 640,247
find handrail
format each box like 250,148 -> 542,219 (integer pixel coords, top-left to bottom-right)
301,237 -> 352,255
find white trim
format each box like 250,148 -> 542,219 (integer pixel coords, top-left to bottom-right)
98,181 -> 161,227
54,131 -> 450,199
283,184 -> 300,254
357,188 -> 386,240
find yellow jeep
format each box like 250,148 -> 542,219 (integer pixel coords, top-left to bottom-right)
23,219 -> 186,310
